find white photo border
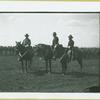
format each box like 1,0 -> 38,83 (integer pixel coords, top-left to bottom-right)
0,1 -> 100,99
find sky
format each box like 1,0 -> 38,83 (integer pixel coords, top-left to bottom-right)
0,13 -> 99,47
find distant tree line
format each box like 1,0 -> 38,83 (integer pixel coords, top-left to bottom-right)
81,48 -> 100,59
0,46 -> 99,59
0,46 -> 16,56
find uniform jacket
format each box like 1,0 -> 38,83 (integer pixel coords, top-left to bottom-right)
22,38 -> 31,47
68,39 -> 74,49
52,36 -> 59,46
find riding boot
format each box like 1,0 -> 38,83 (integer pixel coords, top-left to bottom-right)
53,49 -> 56,60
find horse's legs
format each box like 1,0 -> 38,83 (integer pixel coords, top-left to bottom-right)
45,60 -> 48,73
77,57 -> 83,72
61,63 -> 64,74
25,60 -> 28,73
30,59 -> 32,69
61,62 -> 67,75
28,59 -> 32,72
49,59 -> 52,73
64,62 -> 67,74
21,61 -> 24,73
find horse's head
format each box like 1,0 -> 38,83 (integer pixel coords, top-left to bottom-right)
15,41 -> 22,48
15,41 -> 24,54
34,44 -> 44,57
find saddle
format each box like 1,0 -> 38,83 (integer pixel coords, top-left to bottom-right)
25,46 -> 32,52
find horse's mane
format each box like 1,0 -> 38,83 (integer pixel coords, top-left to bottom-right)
16,42 -> 26,52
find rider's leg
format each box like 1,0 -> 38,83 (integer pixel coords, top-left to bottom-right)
68,49 -> 72,62
53,45 -> 56,59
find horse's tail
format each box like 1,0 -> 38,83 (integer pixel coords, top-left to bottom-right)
75,47 -> 83,71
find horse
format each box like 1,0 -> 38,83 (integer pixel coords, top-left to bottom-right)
34,44 -> 53,73
60,47 -> 83,74
35,44 -> 83,75
34,44 -> 67,74
15,41 -> 34,73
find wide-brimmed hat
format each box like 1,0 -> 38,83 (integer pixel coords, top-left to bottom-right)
53,32 -> 57,36
25,33 -> 29,37
68,34 -> 73,39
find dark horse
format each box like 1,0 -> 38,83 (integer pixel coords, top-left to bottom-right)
34,44 -> 53,73
35,44 -> 83,74
15,42 -> 34,73
60,47 -> 83,74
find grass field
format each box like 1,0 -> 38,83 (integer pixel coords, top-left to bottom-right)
0,56 -> 99,92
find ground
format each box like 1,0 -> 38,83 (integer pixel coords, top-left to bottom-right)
0,56 -> 99,92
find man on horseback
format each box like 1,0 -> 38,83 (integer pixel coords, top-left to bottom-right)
18,33 -> 32,61
67,34 -> 74,62
22,33 -> 31,47
52,32 -> 59,59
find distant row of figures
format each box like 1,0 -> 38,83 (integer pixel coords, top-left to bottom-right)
0,46 -> 99,59
0,46 -> 16,56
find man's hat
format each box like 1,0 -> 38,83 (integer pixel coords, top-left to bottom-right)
25,33 -> 29,37
53,32 -> 57,35
68,34 -> 73,39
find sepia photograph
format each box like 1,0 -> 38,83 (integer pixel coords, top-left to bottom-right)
0,12 -> 99,92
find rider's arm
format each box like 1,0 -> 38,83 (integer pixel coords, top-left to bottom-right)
22,40 -> 25,45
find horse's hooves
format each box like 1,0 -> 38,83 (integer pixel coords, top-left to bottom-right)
47,72 -> 51,74
62,73 -> 66,75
